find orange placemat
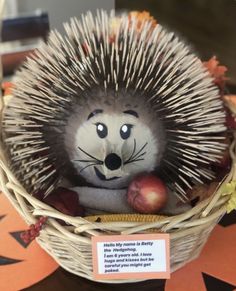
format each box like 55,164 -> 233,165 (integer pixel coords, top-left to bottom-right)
0,193 -> 58,291
166,212 -> 236,291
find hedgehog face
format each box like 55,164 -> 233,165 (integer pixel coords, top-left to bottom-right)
65,107 -> 164,189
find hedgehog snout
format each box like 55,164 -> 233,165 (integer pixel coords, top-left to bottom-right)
104,153 -> 122,171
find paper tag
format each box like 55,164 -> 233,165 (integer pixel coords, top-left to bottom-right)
92,233 -> 170,280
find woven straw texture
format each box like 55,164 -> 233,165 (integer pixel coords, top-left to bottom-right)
0,94 -> 235,283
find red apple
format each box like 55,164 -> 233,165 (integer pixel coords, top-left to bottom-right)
127,174 -> 168,214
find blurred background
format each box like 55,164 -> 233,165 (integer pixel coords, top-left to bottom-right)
3,0 -> 114,30
1,0 -> 236,87
0,0 -> 115,76
116,0 -> 236,88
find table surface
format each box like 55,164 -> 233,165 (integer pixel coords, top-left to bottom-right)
24,269 -> 166,291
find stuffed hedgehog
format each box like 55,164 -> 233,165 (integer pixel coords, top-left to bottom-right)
2,11 -> 226,215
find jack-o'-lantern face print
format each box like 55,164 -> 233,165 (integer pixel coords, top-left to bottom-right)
0,193 -> 58,291
165,212 -> 236,291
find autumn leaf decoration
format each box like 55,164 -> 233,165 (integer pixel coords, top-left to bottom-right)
128,11 -> 157,30
204,57 -> 236,214
220,181 -> 236,213
203,56 -> 228,91
2,82 -> 14,96
109,11 -> 157,43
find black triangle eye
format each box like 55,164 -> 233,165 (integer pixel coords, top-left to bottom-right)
120,124 -> 133,140
96,123 -> 108,138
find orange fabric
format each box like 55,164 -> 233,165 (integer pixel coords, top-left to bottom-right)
0,193 -> 58,291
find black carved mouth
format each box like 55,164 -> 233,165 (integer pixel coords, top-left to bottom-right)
94,167 -> 120,181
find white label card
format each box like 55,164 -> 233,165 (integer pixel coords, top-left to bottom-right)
92,233 -> 170,280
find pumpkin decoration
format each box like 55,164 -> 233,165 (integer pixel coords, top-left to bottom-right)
0,193 -> 58,291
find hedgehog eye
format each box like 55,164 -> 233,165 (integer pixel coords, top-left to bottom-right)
120,124 -> 133,140
95,123 -> 108,138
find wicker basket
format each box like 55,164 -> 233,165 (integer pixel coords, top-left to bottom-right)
0,94 -> 235,284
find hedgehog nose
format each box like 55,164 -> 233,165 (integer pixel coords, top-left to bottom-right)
104,153 -> 122,171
